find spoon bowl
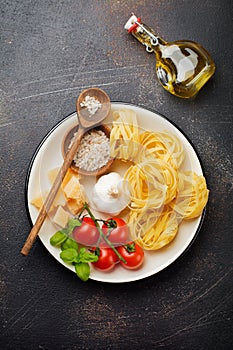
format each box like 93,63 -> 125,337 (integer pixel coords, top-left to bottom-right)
62,123 -> 114,176
77,87 -> 111,129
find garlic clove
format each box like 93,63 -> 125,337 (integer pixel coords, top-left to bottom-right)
91,172 -> 131,216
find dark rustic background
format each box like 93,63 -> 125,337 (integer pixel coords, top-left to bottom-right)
1,1 -> 232,349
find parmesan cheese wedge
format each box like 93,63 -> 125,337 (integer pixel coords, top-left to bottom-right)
30,190 -> 66,211
66,199 -> 84,215
54,189 -> 67,208
61,168 -> 80,190
52,205 -> 70,227
31,167 -> 85,216
62,175 -> 86,214
48,167 -> 60,184
30,193 -> 47,210
48,167 -> 75,207
62,176 -> 83,199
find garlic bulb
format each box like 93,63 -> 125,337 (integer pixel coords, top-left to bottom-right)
91,172 -> 131,216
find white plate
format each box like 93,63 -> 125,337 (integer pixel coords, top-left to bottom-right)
26,102 -> 206,283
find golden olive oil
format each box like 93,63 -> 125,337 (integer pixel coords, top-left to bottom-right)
125,15 -> 215,98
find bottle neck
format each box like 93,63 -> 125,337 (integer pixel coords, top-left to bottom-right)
132,24 -> 166,52
126,17 -> 166,53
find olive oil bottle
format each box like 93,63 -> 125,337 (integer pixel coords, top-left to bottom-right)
125,14 -> 215,98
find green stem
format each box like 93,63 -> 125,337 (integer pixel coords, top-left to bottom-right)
77,206 -> 86,219
83,203 -> 127,264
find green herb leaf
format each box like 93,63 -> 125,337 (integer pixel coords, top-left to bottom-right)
74,262 -> 90,282
78,247 -> 98,263
60,248 -> 79,263
66,218 -> 81,234
61,238 -> 78,251
50,231 -> 67,247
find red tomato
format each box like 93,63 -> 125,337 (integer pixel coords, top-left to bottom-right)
102,217 -> 129,246
72,217 -> 99,246
117,242 -> 144,270
91,247 -> 119,271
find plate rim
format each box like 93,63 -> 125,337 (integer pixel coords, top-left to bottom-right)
24,101 -> 207,282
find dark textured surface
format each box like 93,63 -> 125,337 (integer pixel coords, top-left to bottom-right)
0,1 -> 232,349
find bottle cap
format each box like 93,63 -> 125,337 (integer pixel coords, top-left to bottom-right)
124,14 -> 141,33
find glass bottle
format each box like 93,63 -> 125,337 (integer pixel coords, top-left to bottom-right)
125,14 -> 215,98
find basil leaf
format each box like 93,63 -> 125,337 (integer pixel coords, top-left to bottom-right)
50,231 -> 67,247
65,218 -> 81,235
78,247 -> 98,263
60,248 -> 78,263
86,254 -> 98,263
61,238 -> 78,251
74,262 -> 90,282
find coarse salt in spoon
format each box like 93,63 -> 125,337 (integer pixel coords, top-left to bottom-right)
21,88 -> 111,256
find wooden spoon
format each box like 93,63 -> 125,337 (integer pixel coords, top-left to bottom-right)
21,88 -> 111,256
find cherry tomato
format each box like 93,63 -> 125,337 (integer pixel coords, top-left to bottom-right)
72,217 -> 99,246
117,242 -> 144,270
102,217 -> 129,246
91,247 -> 119,271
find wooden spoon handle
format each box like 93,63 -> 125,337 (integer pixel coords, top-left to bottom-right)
21,126 -> 84,256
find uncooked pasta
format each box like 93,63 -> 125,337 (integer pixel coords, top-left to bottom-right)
169,171 -> 209,220
128,207 -> 179,250
110,109 -> 209,250
110,109 -> 140,161
139,131 -> 185,169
